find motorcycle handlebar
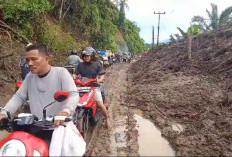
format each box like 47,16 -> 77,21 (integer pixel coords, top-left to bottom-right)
53,116 -> 72,122
0,117 -> 9,129
75,78 -> 98,86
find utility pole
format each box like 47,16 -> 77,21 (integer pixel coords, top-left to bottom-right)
152,26 -> 154,47
154,11 -> 165,46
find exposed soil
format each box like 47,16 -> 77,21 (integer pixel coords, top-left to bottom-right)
126,27 -> 232,156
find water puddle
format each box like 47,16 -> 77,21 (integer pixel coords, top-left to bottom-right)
134,110 -> 175,156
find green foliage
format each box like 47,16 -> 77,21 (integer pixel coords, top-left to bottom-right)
1,0 -> 145,55
219,6 -> 232,25
187,24 -> 200,35
123,19 -> 145,53
177,27 -> 187,37
118,2 -> 126,30
40,23 -> 79,57
206,3 -> 219,29
52,0 -> 120,52
176,24 -> 200,40
191,3 -> 232,31
0,0 -> 52,28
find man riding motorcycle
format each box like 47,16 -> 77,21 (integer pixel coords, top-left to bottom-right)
0,43 -> 79,138
73,47 -> 111,129
67,49 -> 83,68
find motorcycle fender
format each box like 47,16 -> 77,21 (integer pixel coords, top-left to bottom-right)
0,131 -> 48,156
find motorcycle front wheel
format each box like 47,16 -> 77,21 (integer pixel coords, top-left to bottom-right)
77,113 -> 89,139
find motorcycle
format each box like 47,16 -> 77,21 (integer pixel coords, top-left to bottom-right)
74,77 -> 102,139
0,91 -> 70,156
100,55 -> 110,69
63,65 -> 76,75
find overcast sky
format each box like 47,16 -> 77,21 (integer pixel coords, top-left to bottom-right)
125,0 -> 231,44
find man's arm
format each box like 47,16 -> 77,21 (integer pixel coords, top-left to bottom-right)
54,68 -> 79,126
1,76 -> 28,118
97,74 -> 105,83
73,63 -> 81,79
60,68 -> 79,115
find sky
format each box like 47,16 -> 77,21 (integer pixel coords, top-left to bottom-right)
125,0 -> 231,44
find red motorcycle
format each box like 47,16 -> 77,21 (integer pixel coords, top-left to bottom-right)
0,91 -> 70,156
74,77 -> 102,139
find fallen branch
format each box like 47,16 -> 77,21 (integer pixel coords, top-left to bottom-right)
63,3 -> 72,18
0,20 -> 30,44
0,53 -> 14,59
0,76 -> 15,83
154,103 -> 166,117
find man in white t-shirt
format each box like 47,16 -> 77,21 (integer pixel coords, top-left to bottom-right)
0,44 -> 79,126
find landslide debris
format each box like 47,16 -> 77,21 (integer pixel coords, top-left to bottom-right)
127,26 -> 232,156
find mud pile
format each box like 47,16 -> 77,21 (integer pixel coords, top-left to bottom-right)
127,26 -> 232,156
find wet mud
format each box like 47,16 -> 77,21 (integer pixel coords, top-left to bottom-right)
85,63 -> 140,156
127,29 -> 232,156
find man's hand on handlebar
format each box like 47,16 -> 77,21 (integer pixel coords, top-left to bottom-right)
54,111 -> 69,127
0,114 -> 7,126
96,74 -> 105,83
73,74 -> 81,80
96,78 -> 103,83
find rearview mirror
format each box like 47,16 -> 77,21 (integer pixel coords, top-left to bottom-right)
16,81 -> 23,88
54,91 -> 69,102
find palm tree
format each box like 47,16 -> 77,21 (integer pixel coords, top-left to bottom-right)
113,0 -> 129,9
117,0 -> 129,29
191,3 -> 232,31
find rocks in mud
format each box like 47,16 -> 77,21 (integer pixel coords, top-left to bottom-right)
162,126 -> 179,139
124,110 -> 140,156
202,119 -> 215,128
128,103 -> 137,107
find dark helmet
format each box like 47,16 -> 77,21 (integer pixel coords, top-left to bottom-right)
71,50 -> 78,55
82,47 -> 96,56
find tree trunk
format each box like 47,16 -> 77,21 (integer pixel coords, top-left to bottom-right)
59,0 -> 64,20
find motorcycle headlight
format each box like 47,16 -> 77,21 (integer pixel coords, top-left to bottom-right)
0,139 -> 26,156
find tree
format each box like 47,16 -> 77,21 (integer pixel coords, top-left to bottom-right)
177,24 -> 200,37
118,0 -> 129,30
191,3 -> 232,31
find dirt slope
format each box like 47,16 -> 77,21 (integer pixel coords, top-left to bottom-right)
127,27 -> 232,156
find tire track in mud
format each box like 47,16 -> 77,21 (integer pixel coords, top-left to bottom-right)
85,63 -> 139,156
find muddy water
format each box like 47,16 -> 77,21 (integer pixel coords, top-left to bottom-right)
134,110 -> 175,156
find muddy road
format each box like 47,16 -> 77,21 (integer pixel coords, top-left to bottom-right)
84,63 -> 140,156
86,50 -> 232,156
1,56 -> 231,156
85,62 -> 175,156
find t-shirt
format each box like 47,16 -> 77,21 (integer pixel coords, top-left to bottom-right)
75,61 -> 106,78
67,55 -> 82,66
4,67 -> 79,119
